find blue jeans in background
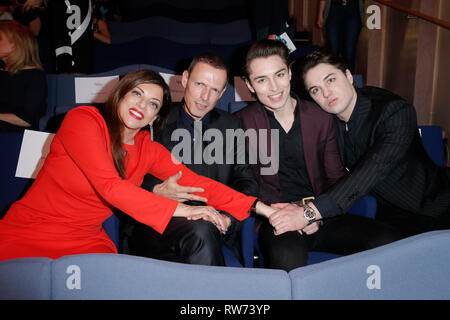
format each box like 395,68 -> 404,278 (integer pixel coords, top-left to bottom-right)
325,2 -> 363,72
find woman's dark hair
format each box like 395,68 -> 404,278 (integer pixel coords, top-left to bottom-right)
243,39 -> 292,79
102,69 -> 172,178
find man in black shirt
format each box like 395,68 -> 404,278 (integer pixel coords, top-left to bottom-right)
127,53 -> 259,266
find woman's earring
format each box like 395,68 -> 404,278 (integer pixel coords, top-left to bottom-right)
149,123 -> 153,141
149,116 -> 159,141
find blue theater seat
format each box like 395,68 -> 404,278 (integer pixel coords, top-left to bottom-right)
289,230 -> 450,299
51,253 -> 291,300
1,231 -> 448,300
93,36 -> 250,74
0,132 -> 33,218
419,125 -> 445,167
0,257 -> 52,300
107,16 -> 252,45
40,64 -> 178,131
122,4 -> 247,24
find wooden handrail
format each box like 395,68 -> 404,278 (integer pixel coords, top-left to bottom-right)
372,0 -> 450,30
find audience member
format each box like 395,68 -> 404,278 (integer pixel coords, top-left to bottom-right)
269,50 -> 450,241
250,0 -> 293,41
94,0 -> 121,22
0,69 -> 275,262
23,0 -> 95,73
316,0 -> 364,72
12,0 -> 42,36
0,20 -> 47,131
127,53 -> 259,266
92,0 -> 111,44
234,40 -> 398,271
0,1 -> 14,21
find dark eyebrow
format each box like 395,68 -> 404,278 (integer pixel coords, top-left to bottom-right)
275,67 -> 287,74
323,73 -> 336,81
308,72 -> 336,92
253,75 -> 266,81
253,67 -> 287,81
135,85 -> 162,104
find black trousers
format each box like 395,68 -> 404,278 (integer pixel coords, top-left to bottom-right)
258,214 -> 400,272
376,204 -> 450,239
128,217 -> 225,266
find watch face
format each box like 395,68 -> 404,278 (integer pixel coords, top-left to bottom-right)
304,207 -> 316,220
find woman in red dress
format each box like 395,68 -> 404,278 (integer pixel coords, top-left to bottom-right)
0,69 -> 274,261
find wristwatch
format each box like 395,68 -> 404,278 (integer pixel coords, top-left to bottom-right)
301,204 -> 316,225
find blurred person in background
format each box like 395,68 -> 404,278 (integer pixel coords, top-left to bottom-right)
0,20 -> 47,131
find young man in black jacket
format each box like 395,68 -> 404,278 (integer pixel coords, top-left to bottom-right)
269,50 -> 450,239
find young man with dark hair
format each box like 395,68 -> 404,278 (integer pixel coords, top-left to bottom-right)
270,50 -> 450,239
235,40 -> 398,271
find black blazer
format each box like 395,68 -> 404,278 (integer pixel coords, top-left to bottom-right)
322,87 -> 450,218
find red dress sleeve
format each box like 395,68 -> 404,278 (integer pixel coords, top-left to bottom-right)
57,107 -> 178,234
58,107 -> 254,234
144,142 -> 256,221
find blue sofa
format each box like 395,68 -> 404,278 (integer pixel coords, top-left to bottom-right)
1,230 -> 449,300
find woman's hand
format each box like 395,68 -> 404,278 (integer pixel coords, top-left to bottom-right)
153,171 -> 208,203
316,15 -> 324,29
187,211 -> 231,235
254,201 -> 278,218
173,202 -> 228,234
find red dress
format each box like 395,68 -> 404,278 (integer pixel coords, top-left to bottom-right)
0,107 -> 255,261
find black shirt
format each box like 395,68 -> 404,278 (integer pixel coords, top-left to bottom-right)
312,94 -> 361,218
176,104 -> 211,176
0,69 -> 47,131
264,103 -> 314,202
177,103 -> 211,137
337,102 -> 359,171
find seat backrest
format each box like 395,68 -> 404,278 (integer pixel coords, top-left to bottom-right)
229,101 -> 249,114
0,132 -> 33,217
102,215 -> 120,250
51,253 -> 291,299
419,125 -> 445,167
348,195 -> 377,219
353,74 -> 363,88
0,257 -> 52,299
289,230 -> 450,299
108,16 -> 252,45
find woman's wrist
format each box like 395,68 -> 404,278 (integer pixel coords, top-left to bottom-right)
254,200 -> 277,218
